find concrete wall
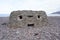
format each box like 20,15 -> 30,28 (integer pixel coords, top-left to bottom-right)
9,10 -> 48,28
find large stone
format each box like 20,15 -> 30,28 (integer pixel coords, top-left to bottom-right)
9,10 -> 48,28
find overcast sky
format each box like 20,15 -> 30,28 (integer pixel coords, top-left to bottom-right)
0,0 -> 60,14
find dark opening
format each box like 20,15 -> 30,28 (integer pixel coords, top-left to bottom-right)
27,24 -> 34,27
27,15 -> 33,17
19,15 -> 22,19
34,33 -> 38,36
38,15 -> 40,18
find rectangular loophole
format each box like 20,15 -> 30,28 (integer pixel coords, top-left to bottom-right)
27,24 -> 34,27
27,15 -> 33,17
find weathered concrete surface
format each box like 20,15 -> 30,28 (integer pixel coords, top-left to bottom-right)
9,10 -> 48,28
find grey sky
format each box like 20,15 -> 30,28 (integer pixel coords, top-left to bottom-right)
0,0 -> 60,14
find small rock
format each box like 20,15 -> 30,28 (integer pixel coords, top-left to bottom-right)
1,23 -> 7,25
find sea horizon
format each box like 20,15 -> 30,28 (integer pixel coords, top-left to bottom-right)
0,14 -> 60,17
